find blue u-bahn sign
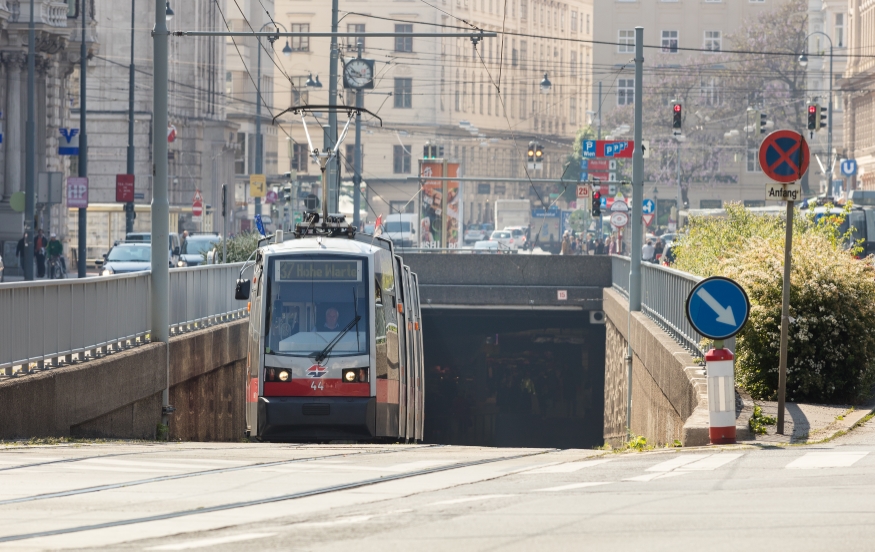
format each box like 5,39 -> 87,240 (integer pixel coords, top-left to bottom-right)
685,276 -> 750,340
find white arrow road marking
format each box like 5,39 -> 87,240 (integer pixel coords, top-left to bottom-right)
696,288 -> 737,326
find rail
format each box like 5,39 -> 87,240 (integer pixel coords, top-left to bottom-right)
0,263 -> 247,376
611,255 -> 706,357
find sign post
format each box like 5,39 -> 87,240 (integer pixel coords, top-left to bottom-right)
686,276 -> 751,444
192,190 -> 204,225
759,130 -> 810,435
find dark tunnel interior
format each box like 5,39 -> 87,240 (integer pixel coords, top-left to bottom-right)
422,310 -> 606,449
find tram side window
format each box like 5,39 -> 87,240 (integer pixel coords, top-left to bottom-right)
265,256 -> 369,357
375,249 -> 399,381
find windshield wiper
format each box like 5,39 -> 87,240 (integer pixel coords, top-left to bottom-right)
312,315 -> 362,365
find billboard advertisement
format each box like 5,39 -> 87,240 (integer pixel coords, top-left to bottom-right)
419,161 -> 462,248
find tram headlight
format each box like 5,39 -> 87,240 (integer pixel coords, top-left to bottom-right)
278,370 -> 290,382
342,368 -> 368,383
344,370 -> 357,383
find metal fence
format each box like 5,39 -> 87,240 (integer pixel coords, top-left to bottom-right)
0,263 -> 248,376
611,256 -> 706,357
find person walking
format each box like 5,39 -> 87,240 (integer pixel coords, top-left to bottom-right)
642,239 -> 656,262
560,234 -> 571,255
15,231 -> 27,267
596,238 -> 605,255
47,233 -> 66,278
33,229 -> 47,278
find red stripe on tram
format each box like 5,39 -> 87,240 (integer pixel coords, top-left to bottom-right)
263,380 -> 370,397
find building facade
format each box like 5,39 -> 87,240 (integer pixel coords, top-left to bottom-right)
840,0 -> 874,190
271,0 -> 593,230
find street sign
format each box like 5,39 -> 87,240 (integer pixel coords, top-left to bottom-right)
841,159 -> 858,177
685,276 -> 750,341
642,198 -> 655,215
67,176 -> 89,208
250,174 -> 266,198
765,181 -> 801,202
587,159 -> 610,171
610,211 -> 629,228
265,190 -> 278,204
116,174 -> 135,203
576,185 -> 589,199
167,124 -> 177,143
610,199 -> 628,212
758,130 -> 810,183
581,140 -> 635,159
58,128 -> 79,156
192,190 -> 204,221
557,290 -> 568,300
642,213 -> 655,226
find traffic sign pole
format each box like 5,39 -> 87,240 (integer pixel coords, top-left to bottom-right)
776,196 -> 793,434
706,346 -> 737,444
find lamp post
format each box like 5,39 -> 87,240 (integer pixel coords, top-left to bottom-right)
255,23 -> 292,216
539,73 -> 552,94
23,0 -> 35,279
799,31 -> 834,177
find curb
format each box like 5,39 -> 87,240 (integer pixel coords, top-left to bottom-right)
805,404 -> 875,444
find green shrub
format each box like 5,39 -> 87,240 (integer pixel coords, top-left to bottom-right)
202,232 -> 260,264
674,203 -> 875,404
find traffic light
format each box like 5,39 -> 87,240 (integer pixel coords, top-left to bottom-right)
820,106 -> 828,130
672,103 -> 682,131
534,144 -> 544,165
423,143 -> 439,159
527,141 -> 535,164
807,104 -> 819,131
592,190 -> 601,217
760,113 -> 768,134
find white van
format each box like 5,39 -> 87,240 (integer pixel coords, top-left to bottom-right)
383,213 -> 418,248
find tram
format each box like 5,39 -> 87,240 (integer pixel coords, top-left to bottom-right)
234,215 -> 424,442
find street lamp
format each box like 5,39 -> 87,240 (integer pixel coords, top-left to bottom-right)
254,22 -> 292,216
165,1 -> 174,22
799,31 -> 834,177
306,72 -> 323,88
539,72 -> 552,94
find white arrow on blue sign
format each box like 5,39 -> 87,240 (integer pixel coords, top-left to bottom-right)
642,198 -> 655,215
686,277 -> 750,341
59,128 -> 80,156
840,159 -> 858,177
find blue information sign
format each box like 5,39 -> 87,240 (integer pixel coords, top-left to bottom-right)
642,198 -> 655,215
841,159 -> 858,177
685,276 -> 750,340
255,214 -> 266,237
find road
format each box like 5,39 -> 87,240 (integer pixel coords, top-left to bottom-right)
3,423 -> 875,551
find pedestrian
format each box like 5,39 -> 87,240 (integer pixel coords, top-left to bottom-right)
654,238 -> 665,259
47,233 -> 66,276
15,231 -> 27,267
596,238 -> 605,255
33,228 -> 47,278
560,234 -> 571,255
642,239 -> 655,262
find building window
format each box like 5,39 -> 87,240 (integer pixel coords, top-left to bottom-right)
292,143 -> 309,173
570,51 -> 577,75
570,97 -> 577,124
292,89 -> 308,107
344,144 -> 355,173
618,30 -> 635,53
661,30 -> 678,53
571,11 -> 578,32
393,145 -> 411,174
519,88 -> 527,118
704,30 -> 721,52
390,200 -> 415,214
700,199 -> 722,209
346,24 -> 365,51
519,40 -> 527,70
746,148 -> 762,172
291,24 -> 309,52
394,78 -> 412,108
494,183 -> 506,194
617,78 -> 634,106
520,0 -> 527,19
477,183 -> 491,194
700,77 -> 722,106
586,14 -> 590,34
744,200 -> 766,207
835,13 -> 844,48
395,24 -> 413,52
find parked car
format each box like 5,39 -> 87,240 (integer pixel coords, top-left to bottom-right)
489,230 -> 517,250
473,240 -> 501,253
124,232 -> 181,266
383,214 -> 417,247
178,233 -> 221,267
97,243 -> 155,275
464,223 -> 489,244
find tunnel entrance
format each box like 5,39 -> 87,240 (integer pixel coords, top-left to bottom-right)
422,310 -> 605,449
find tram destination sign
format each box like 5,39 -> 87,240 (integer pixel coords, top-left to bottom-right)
276,260 -> 362,281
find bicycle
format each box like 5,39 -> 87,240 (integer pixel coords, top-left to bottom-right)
48,255 -> 66,279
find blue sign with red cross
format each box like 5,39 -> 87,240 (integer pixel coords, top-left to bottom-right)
758,130 -> 810,184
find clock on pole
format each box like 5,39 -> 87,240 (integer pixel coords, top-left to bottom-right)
343,58 -> 375,90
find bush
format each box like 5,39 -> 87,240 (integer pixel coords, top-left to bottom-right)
202,232 -> 260,264
674,203 -> 875,404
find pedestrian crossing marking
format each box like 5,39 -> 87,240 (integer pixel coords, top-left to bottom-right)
785,451 -> 868,469
645,454 -> 711,472
525,459 -> 612,474
431,494 -> 516,505
680,454 -> 743,471
625,453 -> 743,481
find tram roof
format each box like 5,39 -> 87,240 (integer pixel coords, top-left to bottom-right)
261,235 -> 382,257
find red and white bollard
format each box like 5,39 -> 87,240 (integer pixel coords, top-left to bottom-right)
706,347 -> 736,445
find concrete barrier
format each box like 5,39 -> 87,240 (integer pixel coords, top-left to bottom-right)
0,320 -> 248,441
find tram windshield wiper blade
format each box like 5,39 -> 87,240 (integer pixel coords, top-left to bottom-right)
312,316 -> 362,365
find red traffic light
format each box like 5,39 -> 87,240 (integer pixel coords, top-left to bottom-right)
673,104 -> 682,113
808,105 -> 817,114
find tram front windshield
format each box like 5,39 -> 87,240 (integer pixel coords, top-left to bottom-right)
265,256 -> 369,357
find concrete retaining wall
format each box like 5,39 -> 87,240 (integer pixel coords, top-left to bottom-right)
0,320 -> 248,441
604,288 -> 719,447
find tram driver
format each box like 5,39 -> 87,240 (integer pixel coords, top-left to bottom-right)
321,307 -> 341,332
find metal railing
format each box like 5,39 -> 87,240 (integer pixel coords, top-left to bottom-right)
611,255 -> 705,357
0,263 -> 247,376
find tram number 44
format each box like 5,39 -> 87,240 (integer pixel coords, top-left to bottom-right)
310,381 -> 325,391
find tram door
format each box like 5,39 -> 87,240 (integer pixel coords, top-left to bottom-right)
394,256 -> 408,440
412,273 -> 424,441
403,266 -> 415,441
246,257 -> 265,437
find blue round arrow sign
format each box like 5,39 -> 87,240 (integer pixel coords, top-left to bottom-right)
685,276 -> 750,340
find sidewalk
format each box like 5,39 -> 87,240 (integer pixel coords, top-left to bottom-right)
741,396 -> 875,445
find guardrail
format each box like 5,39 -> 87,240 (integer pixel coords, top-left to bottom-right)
0,263 -> 247,377
611,255 -> 705,357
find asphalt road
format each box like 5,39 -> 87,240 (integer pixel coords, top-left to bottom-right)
2,422 -> 875,551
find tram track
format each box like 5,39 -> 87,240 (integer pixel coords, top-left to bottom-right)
0,448 -> 556,544
0,445 -> 441,506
